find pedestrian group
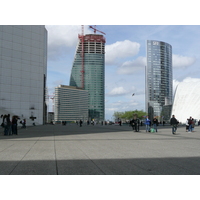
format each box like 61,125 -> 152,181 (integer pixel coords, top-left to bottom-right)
130,114 -> 198,135
1,114 -> 26,136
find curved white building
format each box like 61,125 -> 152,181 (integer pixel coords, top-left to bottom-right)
171,81 -> 200,123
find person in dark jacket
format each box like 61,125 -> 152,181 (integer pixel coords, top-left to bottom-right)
12,115 -> 18,135
153,117 -> 158,132
170,115 -> 179,135
130,115 -> 140,132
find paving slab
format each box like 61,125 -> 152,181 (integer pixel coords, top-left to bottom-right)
0,124 -> 200,175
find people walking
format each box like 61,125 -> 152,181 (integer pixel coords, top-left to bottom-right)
170,115 -> 179,135
145,116 -> 151,132
152,117 -> 158,132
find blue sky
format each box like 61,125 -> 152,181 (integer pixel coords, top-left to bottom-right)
46,25 -> 200,120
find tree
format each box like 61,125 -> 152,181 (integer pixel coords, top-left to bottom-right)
113,110 -> 147,120
113,111 -> 124,120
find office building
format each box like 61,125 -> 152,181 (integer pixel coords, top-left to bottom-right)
54,85 -> 88,122
69,34 -> 105,121
0,25 -> 47,125
146,40 -> 172,121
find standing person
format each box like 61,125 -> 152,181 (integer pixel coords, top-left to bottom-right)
145,116 -> 151,132
153,117 -> 158,132
3,115 -> 8,135
79,119 -> 82,127
170,115 -> 179,135
188,116 -> 193,133
130,115 -> 140,132
0,115 -> 3,127
6,114 -> 12,135
191,118 -> 195,132
22,119 -> 26,128
12,116 -> 18,135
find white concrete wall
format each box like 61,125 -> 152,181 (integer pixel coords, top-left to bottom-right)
0,25 -> 47,125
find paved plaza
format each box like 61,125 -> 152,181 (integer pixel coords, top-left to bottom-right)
0,123 -> 200,175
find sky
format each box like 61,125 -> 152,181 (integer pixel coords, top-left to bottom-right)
46,25 -> 200,120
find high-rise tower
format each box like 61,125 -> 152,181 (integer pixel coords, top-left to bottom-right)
70,33 -> 105,121
146,40 -> 172,121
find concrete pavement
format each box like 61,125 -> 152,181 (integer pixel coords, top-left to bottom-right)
0,123 -> 200,175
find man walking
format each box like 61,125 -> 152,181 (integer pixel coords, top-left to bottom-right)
145,116 -> 151,132
170,115 -> 179,134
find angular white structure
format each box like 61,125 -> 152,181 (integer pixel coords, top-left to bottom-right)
0,25 -> 47,125
171,81 -> 200,123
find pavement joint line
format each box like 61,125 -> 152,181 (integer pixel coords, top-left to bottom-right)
77,146 -> 106,175
0,143 -> 15,153
53,126 -> 59,175
8,136 -> 41,175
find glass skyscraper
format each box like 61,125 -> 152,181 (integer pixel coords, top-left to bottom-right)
146,40 -> 172,121
69,34 -> 105,121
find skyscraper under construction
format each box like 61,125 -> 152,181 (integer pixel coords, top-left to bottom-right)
69,30 -> 105,121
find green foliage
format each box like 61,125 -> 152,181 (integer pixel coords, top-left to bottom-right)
113,110 -> 147,120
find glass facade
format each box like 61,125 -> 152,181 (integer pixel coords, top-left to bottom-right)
146,40 -> 172,121
0,25 -> 47,125
70,34 -> 105,121
54,85 -> 88,122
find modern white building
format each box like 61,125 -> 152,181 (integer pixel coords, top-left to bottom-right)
171,81 -> 200,123
54,85 -> 88,122
0,25 -> 47,125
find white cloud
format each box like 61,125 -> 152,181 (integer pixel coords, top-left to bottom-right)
182,77 -> 200,83
107,86 -> 129,96
117,56 -> 146,74
173,54 -> 196,68
46,25 -> 92,60
105,40 -> 140,65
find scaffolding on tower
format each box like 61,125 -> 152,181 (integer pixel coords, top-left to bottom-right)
78,25 -> 106,89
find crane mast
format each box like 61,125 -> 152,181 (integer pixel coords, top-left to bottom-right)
80,25 -> 85,89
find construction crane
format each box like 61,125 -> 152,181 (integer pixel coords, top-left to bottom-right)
78,25 -> 85,89
89,25 -> 106,35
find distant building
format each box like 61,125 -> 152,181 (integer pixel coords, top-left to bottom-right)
171,81 -> 200,124
0,25 -> 47,125
69,34 -> 105,121
54,85 -> 88,122
146,40 -> 173,121
47,112 -> 54,123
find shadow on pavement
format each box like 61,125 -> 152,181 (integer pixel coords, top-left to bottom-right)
0,124 -> 176,140
1,156 -> 200,175
0,124 -> 136,139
